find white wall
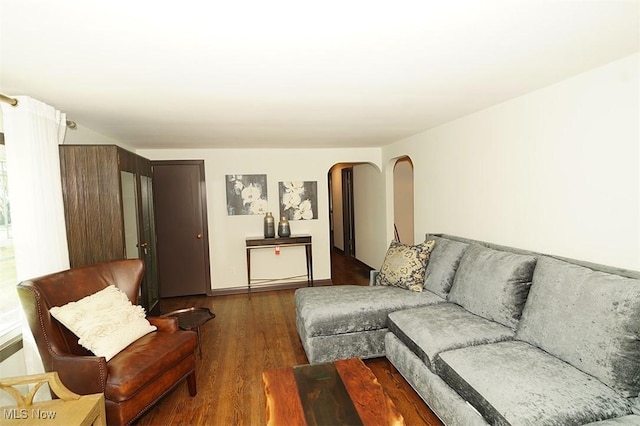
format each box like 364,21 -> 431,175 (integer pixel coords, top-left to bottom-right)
64,125 -> 135,150
384,53 -> 640,270
1,109 -> 126,147
3,53 -> 637,279
138,147 -> 381,291
353,163 -> 386,269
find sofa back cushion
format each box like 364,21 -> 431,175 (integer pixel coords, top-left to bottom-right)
516,256 -> 640,398
423,236 -> 469,298
448,245 -> 537,329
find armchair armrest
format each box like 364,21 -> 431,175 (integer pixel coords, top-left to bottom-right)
370,270 -> 379,286
51,354 -> 108,395
148,316 -> 179,332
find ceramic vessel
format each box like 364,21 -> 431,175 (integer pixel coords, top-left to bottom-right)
278,216 -> 291,237
264,212 -> 275,238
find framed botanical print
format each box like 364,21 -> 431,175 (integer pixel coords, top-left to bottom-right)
226,174 -> 268,215
278,181 -> 317,220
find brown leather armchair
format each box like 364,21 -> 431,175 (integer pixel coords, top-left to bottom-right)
17,259 -> 198,426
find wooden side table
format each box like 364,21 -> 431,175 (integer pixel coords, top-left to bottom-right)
0,372 -> 106,425
161,307 -> 216,358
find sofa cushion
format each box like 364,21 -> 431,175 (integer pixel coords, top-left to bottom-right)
435,341 -> 633,426
387,303 -> 514,372
375,240 -> 435,292
296,324 -> 388,364
294,285 -> 445,337
423,236 -> 469,298
583,416 -> 640,425
105,329 -> 197,402
516,256 -> 640,398
448,245 -> 537,328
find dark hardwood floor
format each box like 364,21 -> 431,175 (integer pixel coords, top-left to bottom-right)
329,248 -> 374,286
135,250 -> 442,425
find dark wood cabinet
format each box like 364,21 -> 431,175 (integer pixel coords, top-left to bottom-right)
59,145 -> 160,314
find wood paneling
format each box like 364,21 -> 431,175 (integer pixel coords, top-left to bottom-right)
59,144 -> 159,313
59,145 -> 124,267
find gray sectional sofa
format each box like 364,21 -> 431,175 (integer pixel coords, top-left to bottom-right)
294,234 -> 640,425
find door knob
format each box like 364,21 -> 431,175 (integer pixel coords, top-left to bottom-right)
196,234 -> 202,239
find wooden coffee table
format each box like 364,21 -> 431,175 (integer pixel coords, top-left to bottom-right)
262,358 -> 404,426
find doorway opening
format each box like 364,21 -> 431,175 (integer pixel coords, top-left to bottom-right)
393,156 -> 414,244
327,163 -> 373,286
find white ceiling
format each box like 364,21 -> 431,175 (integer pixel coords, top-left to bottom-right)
1,1 -> 638,149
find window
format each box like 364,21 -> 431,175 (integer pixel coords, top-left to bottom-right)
0,142 -> 19,342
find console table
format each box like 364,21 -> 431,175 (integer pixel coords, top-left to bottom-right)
246,235 -> 313,292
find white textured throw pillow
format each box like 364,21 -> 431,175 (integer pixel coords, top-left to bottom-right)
50,285 -> 157,361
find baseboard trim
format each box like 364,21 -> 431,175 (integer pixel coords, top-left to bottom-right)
208,279 -> 333,296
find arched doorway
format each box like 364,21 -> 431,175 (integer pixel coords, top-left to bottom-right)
327,162 -> 382,285
393,157 -> 414,244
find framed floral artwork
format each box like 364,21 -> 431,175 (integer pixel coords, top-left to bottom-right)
226,174 -> 268,215
279,181 -> 318,220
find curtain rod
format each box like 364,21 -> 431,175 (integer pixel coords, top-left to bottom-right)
0,93 -> 77,130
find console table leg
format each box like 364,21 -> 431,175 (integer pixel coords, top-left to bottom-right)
246,248 -> 251,294
306,244 -> 314,287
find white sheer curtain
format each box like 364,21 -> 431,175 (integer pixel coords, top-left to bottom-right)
0,96 -> 70,374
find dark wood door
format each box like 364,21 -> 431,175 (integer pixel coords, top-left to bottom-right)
152,160 -> 211,297
341,168 -> 355,257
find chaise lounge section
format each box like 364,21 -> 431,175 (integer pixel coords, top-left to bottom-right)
295,234 -> 640,425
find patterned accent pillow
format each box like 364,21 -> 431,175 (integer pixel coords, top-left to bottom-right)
50,285 -> 157,361
375,240 -> 435,292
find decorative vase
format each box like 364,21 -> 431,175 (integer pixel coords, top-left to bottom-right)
278,216 -> 291,237
264,212 -> 275,238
